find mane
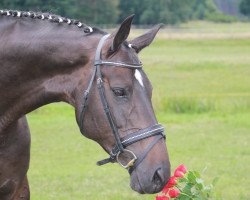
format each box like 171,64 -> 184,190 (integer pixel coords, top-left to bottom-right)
0,9 -> 94,33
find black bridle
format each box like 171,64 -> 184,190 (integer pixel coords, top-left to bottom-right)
79,34 -> 165,173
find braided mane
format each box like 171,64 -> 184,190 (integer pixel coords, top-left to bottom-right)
0,9 -> 93,33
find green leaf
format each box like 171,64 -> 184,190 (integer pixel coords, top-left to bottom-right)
196,178 -> 204,184
196,182 -> 204,190
193,170 -> 201,178
212,177 -> 219,186
177,195 -> 192,200
182,183 -> 193,196
193,196 -> 204,200
191,186 -> 198,195
187,171 -> 197,183
179,177 -> 188,183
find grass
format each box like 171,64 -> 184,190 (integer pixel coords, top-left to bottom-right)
27,26 -> 250,199
129,21 -> 250,39
142,39 -> 250,114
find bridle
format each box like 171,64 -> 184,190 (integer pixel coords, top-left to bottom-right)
79,34 -> 165,173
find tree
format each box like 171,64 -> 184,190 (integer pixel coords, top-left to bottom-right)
0,0 -> 229,25
240,0 -> 250,18
0,0 -> 27,10
118,0 -> 219,25
0,0 -> 119,24
118,0 -> 143,24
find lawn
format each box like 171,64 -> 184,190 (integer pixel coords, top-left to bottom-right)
27,27 -> 250,199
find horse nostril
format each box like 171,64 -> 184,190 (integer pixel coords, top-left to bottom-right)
152,168 -> 164,186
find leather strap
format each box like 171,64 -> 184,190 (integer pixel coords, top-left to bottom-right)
96,124 -> 165,167
121,124 -> 164,147
128,135 -> 164,174
111,124 -> 164,159
79,65 -> 97,133
94,60 -> 142,68
94,34 -> 124,153
96,76 -> 124,153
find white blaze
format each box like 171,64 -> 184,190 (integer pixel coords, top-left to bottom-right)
135,69 -> 144,87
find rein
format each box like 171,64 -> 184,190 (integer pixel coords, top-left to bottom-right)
79,34 -> 165,173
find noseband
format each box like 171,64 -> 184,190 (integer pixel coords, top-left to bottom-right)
79,34 -> 165,173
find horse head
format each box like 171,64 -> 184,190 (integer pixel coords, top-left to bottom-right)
75,15 -> 170,194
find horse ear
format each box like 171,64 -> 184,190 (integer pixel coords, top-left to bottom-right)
109,14 -> 135,54
128,24 -> 164,53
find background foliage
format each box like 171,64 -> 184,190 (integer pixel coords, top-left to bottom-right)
240,0 -> 250,18
0,0 -> 249,24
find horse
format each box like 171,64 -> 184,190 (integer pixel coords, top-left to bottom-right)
0,10 -> 170,199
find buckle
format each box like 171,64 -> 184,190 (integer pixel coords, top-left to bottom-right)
116,149 -> 137,169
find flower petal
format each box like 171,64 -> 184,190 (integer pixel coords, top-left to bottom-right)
156,195 -> 170,200
176,164 -> 187,174
174,170 -> 184,178
169,188 -> 180,198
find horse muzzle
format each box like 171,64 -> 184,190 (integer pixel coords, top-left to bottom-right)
130,158 -> 170,194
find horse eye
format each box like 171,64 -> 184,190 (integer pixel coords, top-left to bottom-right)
112,88 -> 126,97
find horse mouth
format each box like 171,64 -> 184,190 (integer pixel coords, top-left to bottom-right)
130,170 -> 166,194
130,173 -> 146,194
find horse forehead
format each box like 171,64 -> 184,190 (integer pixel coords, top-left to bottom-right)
134,69 -> 144,87
104,67 -> 133,83
110,44 -> 140,63
110,68 -> 146,90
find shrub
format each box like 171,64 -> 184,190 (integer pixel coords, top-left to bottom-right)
205,13 -> 238,23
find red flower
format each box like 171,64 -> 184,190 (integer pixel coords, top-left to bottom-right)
176,164 -> 187,174
168,176 -> 177,186
174,170 -> 184,178
174,164 -> 187,178
163,176 -> 177,192
169,188 -> 180,198
156,195 -> 169,200
162,186 -> 169,194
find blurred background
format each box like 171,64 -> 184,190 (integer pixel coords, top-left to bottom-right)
0,0 -> 249,200
0,0 -> 250,25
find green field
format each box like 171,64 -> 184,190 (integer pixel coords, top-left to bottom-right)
27,27 -> 250,199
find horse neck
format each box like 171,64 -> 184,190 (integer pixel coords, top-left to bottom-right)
0,17 -> 93,132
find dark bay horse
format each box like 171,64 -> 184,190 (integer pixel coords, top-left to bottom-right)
0,10 -> 170,199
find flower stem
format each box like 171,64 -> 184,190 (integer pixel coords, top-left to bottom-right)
180,192 -> 194,200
